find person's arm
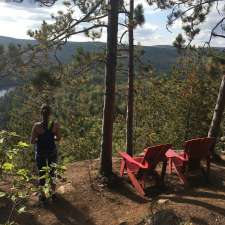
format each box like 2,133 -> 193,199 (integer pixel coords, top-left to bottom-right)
30,124 -> 38,144
54,122 -> 61,141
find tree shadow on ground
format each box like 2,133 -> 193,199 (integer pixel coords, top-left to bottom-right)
185,190 -> 225,201
0,197 -> 42,225
107,175 -> 150,204
137,210 -> 210,225
144,185 -> 168,199
213,154 -> 225,167
164,162 -> 225,194
108,175 -> 171,203
46,194 -> 96,225
166,195 -> 225,217
191,217 -> 209,225
159,163 -> 225,217
16,212 -> 44,225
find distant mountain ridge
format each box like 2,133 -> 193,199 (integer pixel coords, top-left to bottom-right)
0,35 -> 179,73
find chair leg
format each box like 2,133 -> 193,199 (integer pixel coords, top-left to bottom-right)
160,160 -> 167,186
127,169 -> 145,196
120,159 -> 126,176
140,173 -> 146,189
206,156 -> 210,181
172,160 -> 188,185
169,158 -> 173,174
152,170 -> 161,186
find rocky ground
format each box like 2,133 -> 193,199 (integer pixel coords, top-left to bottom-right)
0,156 -> 225,225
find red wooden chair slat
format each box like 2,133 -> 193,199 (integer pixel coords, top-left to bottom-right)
166,137 -> 216,185
119,143 -> 172,196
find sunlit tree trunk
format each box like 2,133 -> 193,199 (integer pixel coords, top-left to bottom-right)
208,75 -> 225,154
100,0 -> 119,175
126,0 -> 134,156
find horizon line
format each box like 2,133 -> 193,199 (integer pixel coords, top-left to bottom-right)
0,35 -> 224,48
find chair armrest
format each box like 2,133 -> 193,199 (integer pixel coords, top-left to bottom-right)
138,152 -> 145,157
119,152 -> 148,169
133,156 -> 144,163
137,147 -> 148,157
166,149 -> 188,161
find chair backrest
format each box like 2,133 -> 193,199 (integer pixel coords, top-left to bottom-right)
143,144 -> 172,169
184,137 -> 216,160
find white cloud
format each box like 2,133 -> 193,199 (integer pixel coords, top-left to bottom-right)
134,22 -> 159,45
142,23 -> 158,31
0,0 -> 69,38
135,32 -> 175,46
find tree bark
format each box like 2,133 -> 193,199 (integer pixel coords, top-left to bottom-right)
100,0 -> 119,176
126,0 -> 134,156
208,75 -> 225,153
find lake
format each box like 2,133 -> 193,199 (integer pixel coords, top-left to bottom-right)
0,89 -> 7,98
0,88 -> 14,98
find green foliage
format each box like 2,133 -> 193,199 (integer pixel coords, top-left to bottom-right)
0,130 -> 66,225
133,50 -> 221,151
31,69 -> 61,90
134,4 -> 145,27
0,43 -> 24,88
0,131 -> 33,224
28,0 -> 107,48
39,163 -> 66,198
173,34 -> 186,50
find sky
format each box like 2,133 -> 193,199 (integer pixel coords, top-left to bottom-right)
0,0 -> 225,47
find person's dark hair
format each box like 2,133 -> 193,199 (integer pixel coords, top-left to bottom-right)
41,104 -> 51,130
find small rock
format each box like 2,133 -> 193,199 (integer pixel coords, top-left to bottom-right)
57,182 -> 74,194
57,185 -> 65,194
157,199 -> 169,205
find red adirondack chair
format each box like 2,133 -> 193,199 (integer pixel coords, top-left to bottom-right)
119,144 -> 172,196
166,137 -> 216,185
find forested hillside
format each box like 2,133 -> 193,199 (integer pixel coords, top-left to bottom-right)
2,36 -> 224,91
0,47 -> 223,161
0,36 -> 178,72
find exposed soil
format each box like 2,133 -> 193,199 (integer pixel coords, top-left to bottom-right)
0,155 -> 225,225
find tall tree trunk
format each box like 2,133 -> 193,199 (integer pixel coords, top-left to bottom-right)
208,75 -> 225,154
126,0 -> 134,156
100,0 -> 119,176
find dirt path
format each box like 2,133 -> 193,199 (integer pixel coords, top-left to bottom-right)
0,158 -> 225,225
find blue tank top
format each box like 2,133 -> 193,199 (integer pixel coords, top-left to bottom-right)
36,121 -> 56,157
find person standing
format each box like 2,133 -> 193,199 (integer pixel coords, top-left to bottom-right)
31,104 -> 61,203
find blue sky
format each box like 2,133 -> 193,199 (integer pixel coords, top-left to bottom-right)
0,0 -> 225,46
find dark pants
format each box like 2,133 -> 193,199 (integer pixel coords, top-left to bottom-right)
36,154 -> 57,186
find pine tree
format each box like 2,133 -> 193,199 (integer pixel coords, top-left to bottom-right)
100,0 -> 119,176
119,2 -> 145,156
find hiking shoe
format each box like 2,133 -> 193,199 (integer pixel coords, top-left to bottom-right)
38,194 -> 47,204
51,193 -> 58,202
